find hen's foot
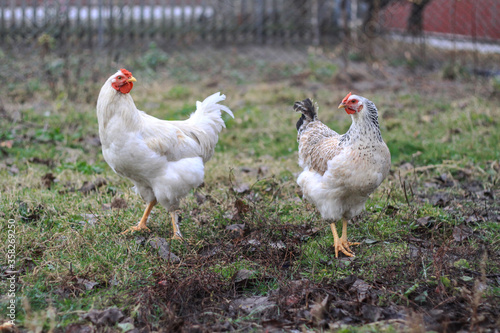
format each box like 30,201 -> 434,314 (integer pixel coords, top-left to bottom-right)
334,237 -> 360,257
330,221 -> 360,258
121,224 -> 151,235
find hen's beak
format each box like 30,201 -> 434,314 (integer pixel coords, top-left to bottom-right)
338,102 -> 346,109
127,76 -> 137,83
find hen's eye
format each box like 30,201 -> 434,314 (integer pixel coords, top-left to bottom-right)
117,76 -> 122,80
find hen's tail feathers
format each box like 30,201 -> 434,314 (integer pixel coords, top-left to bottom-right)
294,98 -> 317,120
294,98 -> 317,133
186,92 -> 234,161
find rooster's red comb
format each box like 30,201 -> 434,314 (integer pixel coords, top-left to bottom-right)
341,92 -> 352,104
120,68 -> 133,78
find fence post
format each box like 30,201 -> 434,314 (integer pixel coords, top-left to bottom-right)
76,0 -> 81,39
98,0 -> 104,48
471,0 -> 478,69
87,0 -> 92,47
20,0 -> 26,37
256,0 -> 263,44
161,0 -> 166,41
9,0 -> 14,33
311,0 -> 319,46
118,0 -> 124,42
109,0 -> 114,48
0,0 -> 4,41
341,0 -> 350,69
149,0 -> 155,39
33,0 -> 38,34
140,0 -> 145,39
170,0 -> 175,42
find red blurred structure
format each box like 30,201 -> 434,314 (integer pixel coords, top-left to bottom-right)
380,0 -> 500,41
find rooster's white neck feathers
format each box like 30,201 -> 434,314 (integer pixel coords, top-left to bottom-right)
96,77 -> 142,144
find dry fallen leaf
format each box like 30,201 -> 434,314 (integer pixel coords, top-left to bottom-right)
453,225 -> 472,242
234,269 -> 256,283
82,308 -> 125,326
194,191 -> 207,204
416,216 -> 434,227
61,323 -> 93,333
310,295 -> 329,324
110,197 -> 127,209
77,278 -> 98,290
79,178 -> 107,194
226,223 -> 245,239
350,279 -> 372,303
230,296 -> 277,315
148,237 -> 181,263
9,165 -> 19,174
431,192 -> 450,207
234,183 -> 250,194
234,198 -> 250,216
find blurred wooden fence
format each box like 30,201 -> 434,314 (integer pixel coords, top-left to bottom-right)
2,0 -> 499,70
0,0 -> 341,48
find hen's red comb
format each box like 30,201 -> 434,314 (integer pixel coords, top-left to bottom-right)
120,68 -> 133,78
341,92 -> 352,104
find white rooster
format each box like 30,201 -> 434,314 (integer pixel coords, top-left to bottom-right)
294,93 -> 391,257
96,68 -> 233,238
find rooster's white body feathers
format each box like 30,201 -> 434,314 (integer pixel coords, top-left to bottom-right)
97,71 -> 233,212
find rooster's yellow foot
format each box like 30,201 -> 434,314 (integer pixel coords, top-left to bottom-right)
171,231 -> 184,241
121,224 -> 151,235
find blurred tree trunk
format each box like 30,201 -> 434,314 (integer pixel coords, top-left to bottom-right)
408,0 -> 432,35
362,0 -> 393,36
292,0 -> 309,38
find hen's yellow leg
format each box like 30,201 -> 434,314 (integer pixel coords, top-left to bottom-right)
340,218 -> 360,254
121,200 -> 157,234
330,218 -> 359,258
170,211 -> 184,240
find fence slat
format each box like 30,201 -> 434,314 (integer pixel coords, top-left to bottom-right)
0,1 -> 5,41
161,0 -> 166,40
149,0 -> 154,38
87,0 -> 92,47
170,0 -> 175,42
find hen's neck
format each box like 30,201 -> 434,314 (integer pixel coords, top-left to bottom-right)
340,101 -> 383,145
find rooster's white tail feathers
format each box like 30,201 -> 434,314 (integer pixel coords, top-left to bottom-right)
198,92 -> 234,118
180,92 -> 233,162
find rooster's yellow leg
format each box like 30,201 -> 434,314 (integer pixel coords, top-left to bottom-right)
330,219 -> 355,258
170,211 -> 184,240
121,200 -> 157,234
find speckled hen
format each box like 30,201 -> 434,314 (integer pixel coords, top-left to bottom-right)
294,93 -> 391,257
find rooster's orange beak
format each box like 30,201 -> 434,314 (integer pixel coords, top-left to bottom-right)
127,76 -> 137,83
338,102 -> 346,109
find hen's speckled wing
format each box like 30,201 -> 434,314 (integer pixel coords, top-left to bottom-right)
298,121 -> 342,175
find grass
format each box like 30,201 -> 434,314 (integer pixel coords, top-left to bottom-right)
0,46 -> 499,332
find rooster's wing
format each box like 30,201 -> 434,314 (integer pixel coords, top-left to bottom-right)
139,112 -> 204,162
